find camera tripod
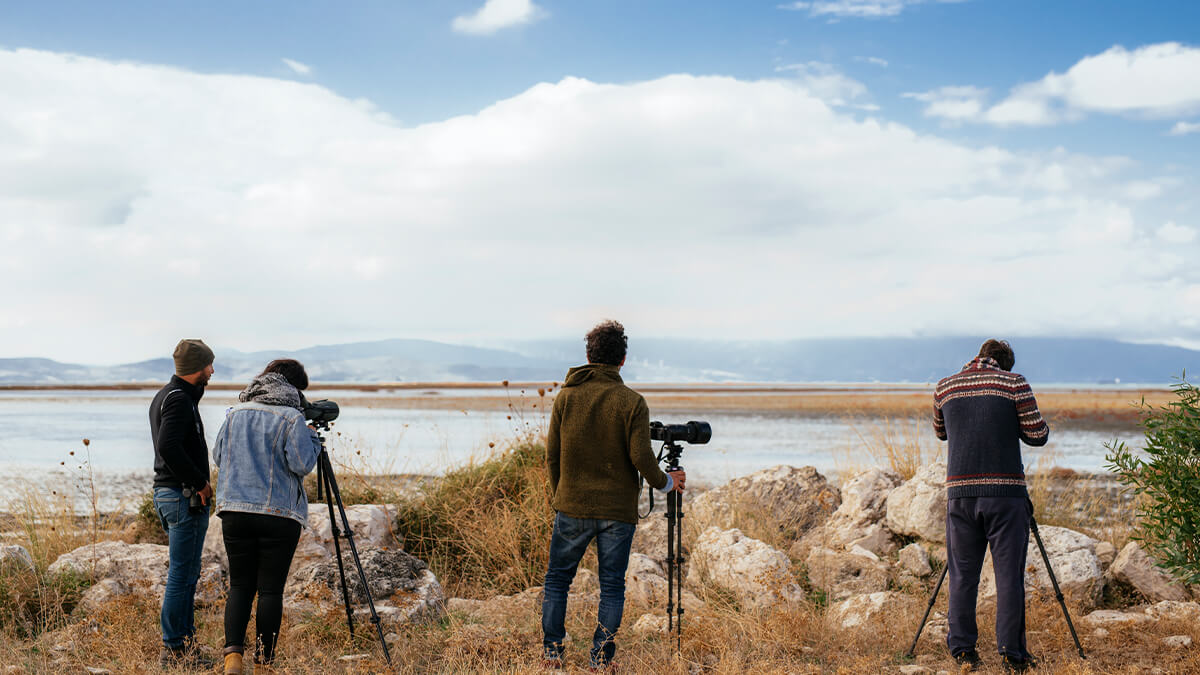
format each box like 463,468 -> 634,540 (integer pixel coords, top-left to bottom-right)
905,509 -> 1085,661
312,424 -> 395,669
660,440 -> 685,651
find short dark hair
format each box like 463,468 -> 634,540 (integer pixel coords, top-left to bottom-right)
978,339 -> 1015,371
260,358 -> 309,390
585,320 -> 628,366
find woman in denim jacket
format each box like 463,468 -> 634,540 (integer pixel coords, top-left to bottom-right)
213,359 -> 321,675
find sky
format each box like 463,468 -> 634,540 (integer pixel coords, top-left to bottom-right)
1,0 -> 1198,364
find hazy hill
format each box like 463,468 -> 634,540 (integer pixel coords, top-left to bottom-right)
0,337 -> 1196,385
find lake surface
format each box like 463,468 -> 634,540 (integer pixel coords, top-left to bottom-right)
0,388 -> 1144,511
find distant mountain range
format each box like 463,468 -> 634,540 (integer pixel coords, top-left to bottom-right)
0,337 -> 1196,385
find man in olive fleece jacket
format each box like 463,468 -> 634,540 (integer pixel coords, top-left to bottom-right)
541,321 -> 685,670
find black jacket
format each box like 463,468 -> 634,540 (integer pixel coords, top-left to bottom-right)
150,375 -> 211,490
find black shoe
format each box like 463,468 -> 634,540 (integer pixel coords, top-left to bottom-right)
953,649 -> 982,671
1001,653 -> 1038,673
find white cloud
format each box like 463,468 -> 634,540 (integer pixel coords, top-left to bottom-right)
281,58 -> 311,76
919,43 -> 1200,126
1158,221 -> 1197,244
775,62 -> 869,107
856,56 -> 889,67
903,86 -> 987,122
779,0 -> 966,19
0,48 -> 1196,363
1171,121 -> 1200,135
452,0 -> 543,35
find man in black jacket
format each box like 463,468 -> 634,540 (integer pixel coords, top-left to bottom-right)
150,339 -> 216,669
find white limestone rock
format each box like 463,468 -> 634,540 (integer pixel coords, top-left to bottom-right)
687,527 -> 803,607
885,463 -> 947,543
980,525 -> 1103,608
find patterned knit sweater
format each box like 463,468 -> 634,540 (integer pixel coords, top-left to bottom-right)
933,356 -> 1049,499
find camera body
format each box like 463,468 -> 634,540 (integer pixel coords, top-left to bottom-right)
181,486 -> 205,514
302,398 -> 339,427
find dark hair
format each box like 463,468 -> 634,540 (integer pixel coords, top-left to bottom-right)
260,358 -> 309,390
585,320 -> 628,366
978,339 -> 1015,371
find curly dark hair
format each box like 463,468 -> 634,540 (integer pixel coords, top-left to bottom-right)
260,358 -> 309,390
977,339 -> 1015,371
585,320 -> 628,366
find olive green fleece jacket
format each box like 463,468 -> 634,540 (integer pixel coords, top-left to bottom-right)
546,363 -> 669,524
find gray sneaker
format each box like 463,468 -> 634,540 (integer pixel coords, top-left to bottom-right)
159,645 -> 217,670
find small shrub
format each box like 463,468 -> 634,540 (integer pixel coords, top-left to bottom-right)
1106,376 -> 1200,584
393,436 -> 553,597
0,567 -> 90,639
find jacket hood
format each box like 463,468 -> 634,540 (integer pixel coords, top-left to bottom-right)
562,363 -> 624,388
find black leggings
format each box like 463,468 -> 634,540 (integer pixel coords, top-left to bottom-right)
220,511 -> 302,662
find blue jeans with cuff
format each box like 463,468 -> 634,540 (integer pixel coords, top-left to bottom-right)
154,486 -> 210,650
541,512 -> 636,667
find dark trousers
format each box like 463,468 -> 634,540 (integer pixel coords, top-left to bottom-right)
541,512 -> 636,667
220,511 -> 302,663
946,496 -> 1032,660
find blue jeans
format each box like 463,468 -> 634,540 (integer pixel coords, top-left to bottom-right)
154,486 -> 210,649
541,512 -> 636,667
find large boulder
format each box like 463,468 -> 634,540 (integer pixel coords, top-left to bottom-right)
804,547 -> 890,601
624,553 -> 703,612
1107,542 -> 1191,603
289,504 -> 399,588
980,525 -> 1103,608
885,463 -> 947,543
690,466 -> 840,542
289,546 -> 443,625
687,527 -> 802,608
828,591 -> 920,629
48,541 -> 226,610
795,468 -> 901,558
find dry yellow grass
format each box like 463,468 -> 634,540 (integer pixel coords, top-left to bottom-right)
0,386 -> 1186,674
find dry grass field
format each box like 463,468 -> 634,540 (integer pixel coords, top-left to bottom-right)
0,386 -> 1187,673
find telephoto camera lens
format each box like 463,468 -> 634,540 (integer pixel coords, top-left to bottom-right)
649,420 -> 712,444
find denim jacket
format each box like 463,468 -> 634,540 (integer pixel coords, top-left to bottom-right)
213,401 -> 321,525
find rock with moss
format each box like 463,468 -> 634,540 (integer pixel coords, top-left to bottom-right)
687,527 -> 802,608
795,467 -> 901,558
690,466 -> 840,542
290,546 -> 444,625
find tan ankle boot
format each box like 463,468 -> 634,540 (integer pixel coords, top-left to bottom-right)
223,651 -> 243,674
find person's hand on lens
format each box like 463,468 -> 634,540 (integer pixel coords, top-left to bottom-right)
198,482 -> 214,505
668,469 -> 686,493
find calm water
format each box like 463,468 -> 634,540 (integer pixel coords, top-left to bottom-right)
0,389 -> 1142,487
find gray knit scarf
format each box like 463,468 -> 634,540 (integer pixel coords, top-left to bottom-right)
238,372 -> 303,411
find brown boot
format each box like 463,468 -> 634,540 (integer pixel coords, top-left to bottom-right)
223,651 -> 243,675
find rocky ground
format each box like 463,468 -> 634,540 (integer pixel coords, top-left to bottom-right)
2,461 -> 1197,673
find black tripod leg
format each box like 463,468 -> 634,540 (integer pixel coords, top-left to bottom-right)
321,452 -> 356,637
323,450 -> 395,669
673,490 -> 684,652
665,493 -> 675,637
905,564 -> 948,659
1030,517 -> 1086,659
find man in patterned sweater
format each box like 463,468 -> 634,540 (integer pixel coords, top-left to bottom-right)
933,339 -> 1049,673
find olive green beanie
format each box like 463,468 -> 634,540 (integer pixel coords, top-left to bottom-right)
173,339 -> 214,376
